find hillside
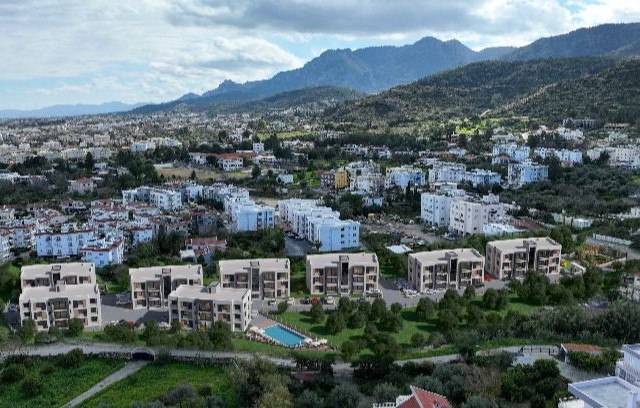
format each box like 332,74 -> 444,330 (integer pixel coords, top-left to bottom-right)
326,57 -> 618,124
504,58 -> 640,122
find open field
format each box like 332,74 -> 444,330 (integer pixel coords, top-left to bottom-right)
80,362 -> 231,408
0,358 -> 125,408
156,166 -> 249,181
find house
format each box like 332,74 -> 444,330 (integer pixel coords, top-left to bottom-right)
372,385 -> 452,408
0,235 -> 9,264
384,166 -> 426,190
68,178 -> 96,195
129,265 -> 204,309
19,263 -> 102,331
190,210 -> 218,236
306,253 -> 379,296
214,153 -> 244,171
60,199 -> 87,213
168,283 -> 251,332
408,249 -> 484,292
485,237 -> 562,280
320,170 -> 349,190
219,258 -> 290,299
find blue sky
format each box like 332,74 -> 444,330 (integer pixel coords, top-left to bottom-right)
1,0 -> 639,110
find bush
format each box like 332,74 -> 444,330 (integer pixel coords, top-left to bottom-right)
1,364 -> 26,383
57,348 -> 85,368
411,333 -> 427,348
21,375 -> 43,397
416,297 -> 436,322
17,319 -> 37,343
277,301 -> 289,314
325,313 -> 346,335
68,318 -> 84,337
160,383 -> 198,406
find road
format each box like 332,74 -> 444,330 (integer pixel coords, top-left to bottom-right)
63,360 -> 148,408
585,236 -> 640,260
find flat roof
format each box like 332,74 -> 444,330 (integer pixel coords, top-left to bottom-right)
307,252 -> 378,268
129,264 -> 203,281
20,283 -> 100,301
623,344 -> 640,360
169,283 -> 249,302
409,249 -> 484,265
487,237 -> 561,252
21,263 -> 95,279
219,258 -> 290,273
569,377 -> 640,408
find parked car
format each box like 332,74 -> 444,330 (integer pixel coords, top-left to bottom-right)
287,297 -> 295,305
322,296 -> 335,305
300,296 -> 311,305
358,295 -> 368,304
8,304 -> 17,313
310,297 -> 320,305
267,298 -> 277,306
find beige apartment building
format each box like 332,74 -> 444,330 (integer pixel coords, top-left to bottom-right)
486,237 -> 562,280
19,263 -> 101,331
168,282 -> 251,332
129,264 -> 203,309
218,258 -> 290,300
408,249 -> 485,292
306,253 -> 379,296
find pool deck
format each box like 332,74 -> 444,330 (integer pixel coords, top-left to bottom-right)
250,314 -> 277,329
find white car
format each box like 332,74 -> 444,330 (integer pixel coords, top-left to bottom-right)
287,297 -> 295,305
324,296 -> 335,305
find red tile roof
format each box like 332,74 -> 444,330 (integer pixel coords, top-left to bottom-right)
397,386 -> 452,408
561,343 -> 601,354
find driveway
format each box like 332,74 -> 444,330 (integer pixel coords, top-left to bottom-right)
101,295 -> 168,327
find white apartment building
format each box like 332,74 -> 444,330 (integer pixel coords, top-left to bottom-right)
169,283 -> 251,332
122,186 -> 182,212
384,166 -> 426,190
229,202 -> 275,232
306,252 -> 379,296
587,146 -> 640,168
533,147 -> 583,165
214,154 -> 244,171
130,264 -> 204,309
308,217 -> 360,252
408,249 -> 484,292
35,225 -> 95,258
492,144 -> 530,164
485,237 -> 561,280
81,237 -> 124,268
68,177 -> 96,195
507,161 -> 549,187
428,164 -> 501,187
0,206 -> 15,223
449,194 -> 505,236
464,169 -> 502,187
253,142 -> 265,153
420,186 -> 464,227
0,235 -> 9,264
130,141 -> 156,153
19,263 -> 102,331
0,222 -> 37,250
219,258 -> 290,299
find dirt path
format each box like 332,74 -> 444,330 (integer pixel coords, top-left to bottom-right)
62,360 -> 149,408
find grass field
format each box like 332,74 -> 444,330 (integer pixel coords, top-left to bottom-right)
156,166 -> 249,181
80,362 -> 231,408
0,358 -> 125,408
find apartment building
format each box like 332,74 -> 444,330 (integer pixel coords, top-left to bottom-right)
449,194 -> 505,236
68,177 -> 96,195
219,258 -> 290,300
507,161 -> 549,187
229,202 -> 275,232
533,147 -> 583,165
214,154 -> 244,171
0,235 -> 10,264
35,225 -> 95,258
384,166 -> 426,190
129,264 -> 204,309
616,344 -> 640,387
19,263 -> 101,331
0,222 -> 37,250
306,253 -> 379,296
307,217 -> 360,252
420,186 -> 465,227
320,170 -> 349,190
408,249 -> 484,292
122,186 -> 182,212
168,283 -> 251,332
80,236 -> 124,267
485,237 -> 561,279
492,143 -> 530,164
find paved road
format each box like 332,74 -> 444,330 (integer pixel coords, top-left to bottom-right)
63,360 -> 149,408
585,237 -> 640,260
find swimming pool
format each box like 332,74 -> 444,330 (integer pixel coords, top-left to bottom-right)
263,324 -> 306,347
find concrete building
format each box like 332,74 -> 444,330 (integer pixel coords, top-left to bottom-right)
534,147 -> 583,165
35,225 -> 95,258
219,258 -> 290,300
420,188 -> 465,227
122,186 -> 182,212
384,166 -> 426,190
229,202 -> 275,232
449,194 -> 505,236
129,264 -> 204,309
0,235 -> 9,264
19,263 -> 101,331
561,377 -> 640,408
214,154 -> 244,171
81,236 -> 124,268
507,161 -> 549,187
168,282 -> 251,332
617,344 -> 640,387
307,217 -> 360,252
306,252 -> 379,295
492,143 -> 530,164
408,249 -> 484,292
68,177 -> 96,195
320,170 -> 349,190
485,237 -> 561,280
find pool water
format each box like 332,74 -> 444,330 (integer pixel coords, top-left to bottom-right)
263,324 -> 306,347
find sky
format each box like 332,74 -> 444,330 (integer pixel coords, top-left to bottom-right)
1,0 -> 640,110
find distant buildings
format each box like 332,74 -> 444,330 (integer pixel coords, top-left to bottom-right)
68,177 -> 96,195
35,224 -> 95,258
229,202 -> 275,232
428,162 -> 501,187
408,249 -> 484,292
485,237 -> 561,280
80,236 -> 124,268
320,170 -> 349,190
507,161 -> 549,187
492,143 -> 530,164
19,263 -> 102,331
306,252 -> 379,296
449,194 -> 505,236
384,166 -> 426,190
219,258 -> 290,300
122,186 -> 182,212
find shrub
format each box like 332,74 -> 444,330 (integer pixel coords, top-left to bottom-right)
1,364 -> 26,383
411,333 -> 427,348
68,318 -> 85,337
21,374 -> 43,397
57,348 -> 85,368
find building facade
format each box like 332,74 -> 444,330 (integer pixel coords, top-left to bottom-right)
19,263 -> 102,331
219,258 -> 290,300
408,249 -> 484,292
35,225 -> 95,258
485,237 -> 562,279
448,194 -> 504,236
306,253 -> 379,296
507,161 -> 549,187
129,264 -> 204,309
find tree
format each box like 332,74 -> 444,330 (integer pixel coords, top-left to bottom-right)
327,383 -> 361,408
67,318 -> 84,337
390,302 -> 403,315
466,305 -> 485,327
461,396 -> 498,408
189,169 -> 197,181
370,298 -> 387,321
295,390 -> 322,408
252,165 -> 261,178
437,309 -> 459,332
18,319 -> 36,343
373,382 -> 400,403
411,332 -> 427,348
84,151 -> 95,169
277,301 -> 288,314
463,284 -> 476,301
21,375 -> 43,397
341,340 -> 358,361
325,313 -> 346,335
416,297 -> 436,321
310,302 -> 325,324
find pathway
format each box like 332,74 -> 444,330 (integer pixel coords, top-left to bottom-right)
62,360 -> 149,408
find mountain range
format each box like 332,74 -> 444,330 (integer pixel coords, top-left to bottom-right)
0,102 -> 145,120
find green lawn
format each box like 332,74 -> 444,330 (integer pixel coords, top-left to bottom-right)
80,362 -> 231,408
0,358 -> 125,408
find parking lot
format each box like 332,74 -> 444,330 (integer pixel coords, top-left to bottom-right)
100,295 -> 168,327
